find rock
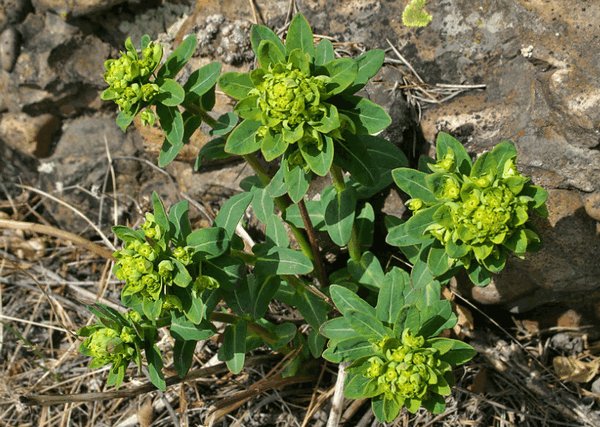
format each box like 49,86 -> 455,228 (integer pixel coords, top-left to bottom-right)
31,0 -> 129,17
192,14 -> 253,65
549,333 -> 584,355
0,112 -> 60,157
0,137 -> 38,198
583,192 -> 600,222
0,0 -> 31,32
0,27 -> 20,71
39,115 -> 144,234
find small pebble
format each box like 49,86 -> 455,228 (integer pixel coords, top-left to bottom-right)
0,26 -> 20,72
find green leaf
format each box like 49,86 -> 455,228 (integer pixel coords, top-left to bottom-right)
410,257 -> 435,289
251,24 -> 285,56
323,186 -> 356,246
235,95 -> 261,121
218,321 -> 247,374
436,132 -> 472,174
203,256 -> 244,290
158,78 -> 185,106
156,104 -> 184,147
299,134 -> 334,177
287,48 -> 310,74
391,168 -> 437,203
315,38 -> 335,66
184,61 -> 221,99
218,72 -> 254,100
324,58 -> 358,96
345,371 -> 380,399
158,137 -> 183,168
261,131 -> 288,161
347,310 -> 390,340
320,316 -> 354,343
209,112 -> 239,137
339,97 -> 391,135
323,337 -> 374,363
140,34 -> 151,49
386,206 -> 438,246
145,343 -> 166,390
491,141 -> 518,174
112,225 -> 145,243
376,267 -> 409,324
355,202 -> 374,250
429,338 -> 477,365
257,39 -> 285,68
351,49 -> 385,89
249,275 -> 280,319
283,200 -> 326,231
186,227 -> 229,259
266,165 -> 287,197
195,137 -> 231,170
285,13 -> 314,58
283,159 -> 310,203
372,396 -> 402,422
334,137 -> 377,186
214,191 -> 253,238
251,187 -> 275,224
265,215 -> 290,248
157,34 -> 197,79
329,285 -> 376,318
255,247 -> 313,276
294,287 -> 329,330
116,109 -> 135,132
168,200 -> 191,244
347,251 -> 385,290
225,119 -> 262,155
427,243 -> 452,276
173,339 -> 196,377
307,329 -> 326,358
172,259 -> 193,287
151,192 -> 170,234
467,263 -> 492,286
170,312 -> 214,341
471,151 -> 497,178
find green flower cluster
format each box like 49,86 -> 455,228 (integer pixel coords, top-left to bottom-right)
114,214 -> 174,302
389,134 -> 548,284
101,37 -> 162,123
363,330 -> 451,406
78,309 -> 143,388
219,13 -> 391,184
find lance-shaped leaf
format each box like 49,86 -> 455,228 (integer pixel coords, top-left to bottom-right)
209,112 -> 239,137
218,72 -> 254,100
285,13 -> 314,58
320,316 -> 354,344
157,34 -> 197,79
186,227 -> 229,259
350,49 -> 385,90
391,168 -> 437,203
214,191 -> 253,238
225,119 -> 262,155
324,58 -> 358,96
145,342 -> 166,390
184,62 -> 221,100
173,339 -> 196,378
435,132 -> 472,175
334,137 -> 377,186
283,159 -> 311,203
168,200 -> 191,244
158,78 -> 185,106
251,24 -> 285,56
376,267 -> 410,324
170,312 -> 215,341
294,287 -> 329,330
347,251 -> 385,290
299,134 -> 334,177
255,247 -> 313,276
218,320 -> 247,374
257,40 -> 285,68
156,104 -> 184,147
329,284 -> 376,318
386,206 -> 439,247
324,185 -> 356,246
339,96 -> 391,135
315,38 -> 335,66
248,275 -> 281,319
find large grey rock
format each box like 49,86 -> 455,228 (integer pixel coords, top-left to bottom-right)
0,0 -> 31,32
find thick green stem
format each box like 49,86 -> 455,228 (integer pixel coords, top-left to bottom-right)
241,153 -> 315,264
330,165 -> 362,262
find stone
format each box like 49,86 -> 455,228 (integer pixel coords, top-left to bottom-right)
39,115 -> 145,234
0,112 -> 60,157
583,192 -> 600,222
31,0 -> 129,17
0,137 -> 38,198
0,0 -> 31,32
0,27 -> 20,72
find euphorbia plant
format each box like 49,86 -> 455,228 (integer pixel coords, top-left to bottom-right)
77,13 -> 547,423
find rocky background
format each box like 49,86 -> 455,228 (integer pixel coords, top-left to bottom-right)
1,0 -> 600,425
2,0 -> 598,316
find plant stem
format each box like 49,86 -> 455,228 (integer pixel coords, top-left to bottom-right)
297,200 -> 328,287
241,153 -> 315,264
330,165 -> 362,262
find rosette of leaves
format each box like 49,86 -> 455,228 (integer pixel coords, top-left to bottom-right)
101,34 -> 222,167
320,269 -> 475,421
217,13 -> 395,202
387,133 -> 548,286
78,306 -> 146,388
